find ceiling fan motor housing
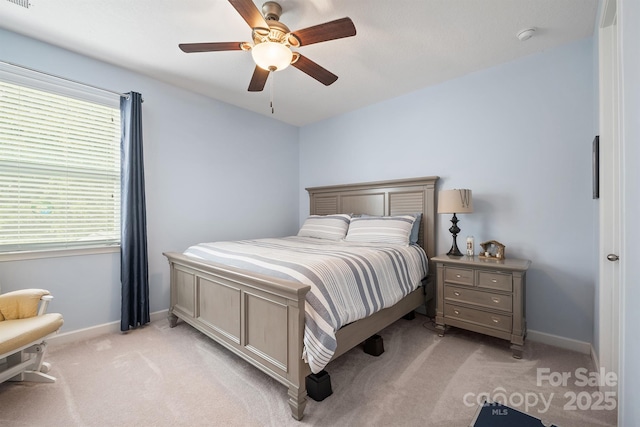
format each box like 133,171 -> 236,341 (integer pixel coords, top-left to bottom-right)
253,20 -> 287,44
262,1 -> 282,21
251,14 -> 300,48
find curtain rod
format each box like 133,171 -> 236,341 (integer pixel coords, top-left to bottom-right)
0,60 -> 142,101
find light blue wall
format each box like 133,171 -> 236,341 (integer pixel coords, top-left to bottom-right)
299,38 -> 597,343
0,29 -> 300,332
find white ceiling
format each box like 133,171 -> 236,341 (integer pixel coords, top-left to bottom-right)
0,0 -> 598,126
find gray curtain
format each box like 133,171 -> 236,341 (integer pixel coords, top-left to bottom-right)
120,92 -> 149,331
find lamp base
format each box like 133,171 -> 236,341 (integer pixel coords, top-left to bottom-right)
447,239 -> 463,257
447,213 -> 464,257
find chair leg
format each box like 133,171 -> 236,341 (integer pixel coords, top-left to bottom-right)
26,342 -> 47,372
13,370 -> 56,383
1,342 -> 56,384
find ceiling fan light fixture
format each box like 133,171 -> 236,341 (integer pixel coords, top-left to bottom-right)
251,41 -> 293,71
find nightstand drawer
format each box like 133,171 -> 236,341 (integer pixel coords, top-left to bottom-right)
444,267 -> 474,286
444,304 -> 512,333
477,271 -> 512,292
444,286 -> 513,312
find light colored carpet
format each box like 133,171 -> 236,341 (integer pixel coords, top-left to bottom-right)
0,314 -> 617,427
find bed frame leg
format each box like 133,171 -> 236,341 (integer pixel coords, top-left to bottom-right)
305,370 -> 333,402
403,310 -> 416,320
168,312 -> 178,328
364,334 -> 385,356
288,384 -> 308,420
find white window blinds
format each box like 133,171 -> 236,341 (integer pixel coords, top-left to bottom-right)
0,73 -> 121,253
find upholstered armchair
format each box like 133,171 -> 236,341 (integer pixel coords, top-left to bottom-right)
0,289 -> 64,383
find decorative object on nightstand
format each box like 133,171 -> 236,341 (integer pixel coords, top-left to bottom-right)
438,189 -> 473,257
479,240 -> 505,259
466,236 -> 475,256
433,254 -> 531,358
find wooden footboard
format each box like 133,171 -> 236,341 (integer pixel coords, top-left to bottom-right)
164,252 -> 427,421
164,252 -> 311,420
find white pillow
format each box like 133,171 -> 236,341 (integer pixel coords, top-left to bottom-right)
344,215 -> 416,245
297,214 -> 351,240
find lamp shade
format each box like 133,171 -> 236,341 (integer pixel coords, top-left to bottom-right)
438,189 -> 473,214
252,42 -> 293,71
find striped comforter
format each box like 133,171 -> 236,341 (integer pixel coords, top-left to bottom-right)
183,236 -> 428,373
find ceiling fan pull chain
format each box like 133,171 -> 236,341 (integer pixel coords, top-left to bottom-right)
270,71 -> 275,114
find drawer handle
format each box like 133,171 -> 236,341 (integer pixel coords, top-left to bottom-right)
456,274 -> 462,278
454,291 -> 461,296
491,279 -> 498,283
454,309 -> 460,315
491,317 -> 500,323
491,297 -> 500,304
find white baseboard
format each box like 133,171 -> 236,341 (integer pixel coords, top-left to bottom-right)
48,309 -> 168,347
527,329 -> 592,355
591,343 -> 599,367
48,315 -> 594,358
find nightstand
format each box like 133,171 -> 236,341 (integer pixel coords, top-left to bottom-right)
432,254 -> 531,358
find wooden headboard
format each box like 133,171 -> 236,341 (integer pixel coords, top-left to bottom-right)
305,176 -> 439,260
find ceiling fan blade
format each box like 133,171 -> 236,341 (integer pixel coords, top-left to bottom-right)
291,17 -> 356,47
228,0 -> 269,30
291,55 -> 338,86
179,42 -> 243,53
248,66 -> 270,92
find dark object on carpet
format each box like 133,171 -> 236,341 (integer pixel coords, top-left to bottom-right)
306,370 -> 333,401
470,401 -> 558,427
364,334 -> 384,356
403,311 -> 416,320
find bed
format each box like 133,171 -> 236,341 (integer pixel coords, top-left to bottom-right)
163,176 -> 439,420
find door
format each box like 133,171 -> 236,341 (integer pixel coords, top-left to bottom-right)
597,0 -> 620,394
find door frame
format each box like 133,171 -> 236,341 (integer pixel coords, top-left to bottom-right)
597,0 -> 621,397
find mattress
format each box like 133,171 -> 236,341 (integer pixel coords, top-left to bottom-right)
184,236 -> 428,373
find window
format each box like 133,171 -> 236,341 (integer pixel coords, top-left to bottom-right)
0,63 -> 121,254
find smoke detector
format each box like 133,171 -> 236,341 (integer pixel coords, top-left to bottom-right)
517,28 -> 536,41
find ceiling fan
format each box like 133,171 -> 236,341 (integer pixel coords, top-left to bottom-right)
178,0 -> 357,92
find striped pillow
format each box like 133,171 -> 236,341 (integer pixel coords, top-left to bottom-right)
297,214 -> 351,240
344,215 -> 416,245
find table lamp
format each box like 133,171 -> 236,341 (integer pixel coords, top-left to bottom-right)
438,189 -> 473,256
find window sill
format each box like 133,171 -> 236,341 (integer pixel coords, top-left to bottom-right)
0,246 -> 120,262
